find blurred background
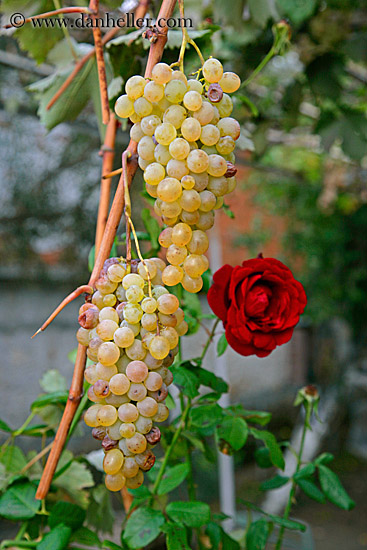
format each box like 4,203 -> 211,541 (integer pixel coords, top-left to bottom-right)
1,0 -> 367,548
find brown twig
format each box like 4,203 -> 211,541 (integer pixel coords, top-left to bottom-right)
21,442 -> 53,474
95,114 -> 118,256
89,0 -> 110,125
31,285 -> 94,338
4,7 -> 90,28
36,0 -> 177,501
102,167 -> 123,179
121,487 -> 134,513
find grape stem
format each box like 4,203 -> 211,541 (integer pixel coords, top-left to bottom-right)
171,0 -> 205,72
35,0 -> 177,501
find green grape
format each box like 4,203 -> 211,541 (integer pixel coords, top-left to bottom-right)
138,136 -> 155,161
167,159 -> 189,179
96,277 -> 117,295
188,230 -> 209,255
181,175 -> 196,189
183,254 -> 207,277
165,79 -> 187,104
123,274 -> 145,289
152,62 -> 172,84
125,469 -> 144,489
171,70 -> 188,84
176,320 -> 189,336
130,122 -> 145,142
76,327 -> 90,346
171,222 -> 192,246
127,383 -> 147,401
158,227 -> 173,248
146,183 -> 158,198
144,162 -> 165,186
214,196 -> 224,209
155,122 -> 177,145
119,422 -> 136,438
138,157 -> 151,170
137,259 -> 157,280
103,294 -> 117,307
199,190 -> 216,212
153,403 -> 169,422
122,457 -> 140,478
99,307 -> 119,323
103,449 -> 124,475
126,360 -> 149,383
106,393 -> 129,406
141,313 -> 158,331
191,171 -> 209,192
105,471 -> 126,491
92,290 -> 104,309
163,104 -> 187,129
162,265 -> 184,286
179,189 -> 201,212
98,342 -> 120,366
126,432 -> 147,454
149,335 -> 170,359
107,419 -> 123,440
137,397 -> 159,417
162,215 -> 178,226
160,327 -> 179,349
183,90 -> 203,111
216,136 -> 235,155
217,94 -> 233,117
219,72 -> 241,93
84,404 -> 102,427
144,372 -> 163,391
181,117 -> 201,142
144,81 -> 164,103
169,138 -> 190,160
95,362 -> 118,381
207,154 -> 228,177
157,293 -> 179,314
141,297 -> 158,314
193,101 -> 214,125
202,58 -> 223,83
160,200 -> 182,218
123,304 -> 143,324
200,124 -> 220,146
154,144 -> 172,165
196,210 -> 215,230
130,112 -> 142,124
166,244 -> 188,266
126,285 -> 145,303
207,175 -> 228,196
97,405 -> 118,426
115,94 -> 134,118
109,373 -> 130,395
134,415 -> 153,434
187,150 -> 209,174
125,75 -> 146,99
120,320 -> 140,337
152,285 -> 169,299
126,339 -> 146,361
157,177 -> 182,202
180,209 -> 200,225
134,97 -> 153,118
217,117 -> 241,140
118,403 -> 139,422
187,79 -> 203,93
141,114 -> 161,136
182,273 -> 203,293
211,106 -> 220,125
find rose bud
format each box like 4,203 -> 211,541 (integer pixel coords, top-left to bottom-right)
145,427 -> 161,446
208,83 -> 223,103
92,427 -> 106,440
135,449 -> 156,471
102,435 -> 118,451
78,304 -> 99,329
225,162 -> 237,178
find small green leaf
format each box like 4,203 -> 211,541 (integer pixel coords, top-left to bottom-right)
164,522 -> 190,550
260,475 -> 290,491
0,419 -> 12,432
40,370 -> 67,393
0,445 -> 27,473
157,463 -> 190,496
254,447 -> 273,469
190,404 -> 223,430
48,501 -> 86,530
318,465 -> 355,510
216,416 -> 248,451
239,500 -> 306,531
296,479 -> 325,503
217,333 -> 228,356
195,367 -> 228,394
123,507 -> 165,549
246,519 -> 270,550
88,246 -> 95,273
31,391 -> 68,410
294,463 -> 316,480
166,501 -> 211,528
71,527 -> 101,547
37,524 -> 72,550
0,481 -> 41,520
276,0 -> 316,25
250,428 -> 285,470
170,365 -> 200,398
87,484 -> 114,534
314,452 -> 334,465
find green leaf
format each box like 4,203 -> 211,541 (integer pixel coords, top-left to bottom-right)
296,479 -> 325,503
170,365 -> 200,398
37,524 -> 72,550
48,501 -> 86,530
249,0 -> 275,27
239,500 -> 306,531
164,522 -> 190,550
0,481 -> 41,520
216,416 -> 248,451
293,463 -> 316,480
182,291 -> 202,319
166,501 -> 211,528
123,507 -> 165,549
40,370 -> 67,393
157,463 -> 190,495
260,475 -> 289,491
87,485 -> 114,534
28,58 -> 97,130
216,333 -> 228,357
314,452 -> 334,465
71,527 -> 101,547
238,408 -> 272,426
141,208 -> 160,250
250,428 -> 285,470
254,447 -> 273,468
205,522 -> 240,550
195,367 -> 228,394
246,519 -> 270,550
190,404 -> 223,430
0,419 -> 12,432
54,451 -> 94,508
88,246 -> 95,273
31,391 -> 68,410
0,445 -> 27,473
0,463 -> 8,492
318,465 -> 355,510
103,542 -> 124,550
276,0 -> 316,24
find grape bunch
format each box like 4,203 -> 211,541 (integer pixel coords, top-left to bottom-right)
115,58 -> 241,293
76,257 -> 188,492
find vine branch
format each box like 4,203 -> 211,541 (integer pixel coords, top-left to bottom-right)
89,0 -> 110,125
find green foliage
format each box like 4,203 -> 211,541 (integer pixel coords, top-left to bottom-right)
123,507 -> 165,548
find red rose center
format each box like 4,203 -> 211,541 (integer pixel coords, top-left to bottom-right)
245,283 -> 272,318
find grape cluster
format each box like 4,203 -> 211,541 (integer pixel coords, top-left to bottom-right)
115,58 -> 241,293
77,257 -> 188,492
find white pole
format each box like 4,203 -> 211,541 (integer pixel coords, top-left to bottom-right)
209,224 -> 236,531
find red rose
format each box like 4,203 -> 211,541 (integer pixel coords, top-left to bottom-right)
207,257 -> 307,358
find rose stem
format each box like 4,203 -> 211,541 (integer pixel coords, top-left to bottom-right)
35,0 -> 178,501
